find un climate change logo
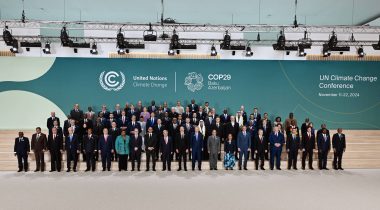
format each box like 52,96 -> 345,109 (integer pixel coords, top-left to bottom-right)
184,72 -> 204,92
99,71 -> 126,91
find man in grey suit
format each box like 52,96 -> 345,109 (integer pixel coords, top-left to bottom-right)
207,129 -> 221,170
237,126 -> 251,170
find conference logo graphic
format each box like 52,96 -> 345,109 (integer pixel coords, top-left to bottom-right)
99,71 -> 126,91
184,72 -> 204,92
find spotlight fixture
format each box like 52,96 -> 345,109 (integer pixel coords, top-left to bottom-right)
143,23 -> 157,41
326,31 -> 350,52
357,46 -> 365,58
10,40 -> 19,53
90,43 -> 98,55
232,51 -> 236,56
168,48 -> 175,56
2,26 -> 14,46
60,26 -> 72,47
372,35 -> 380,50
210,44 -> 217,56
298,30 -> 312,49
117,48 -> 129,55
322,45 -> 331,57
245,46 -> 253,57
298,45 -> 306,57
43,42 -> 51,54
220,31 -> 231,50
273,30 -> 298,51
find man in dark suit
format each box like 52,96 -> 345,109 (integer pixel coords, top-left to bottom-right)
301,126 -> 316,170
63,115 -> 71,137
49,120 -> 63,136
127,105 -> 139,121
148,100 -> 157,113
146,112 -> 158,129
83,128 -> 98,172
117,111 -> 129,130
145,127 -> 158,171
47,112 -> 60,130
254,129 -> 268,170
224,116 -> 239,158
154,119 -> 166,159
176,126 -> 189,171
286,128 -> 301,170
237,126 -> 251,170
109,122 -> 120,161
47,127 -> 63,172
220,109 -> 230,125
31,127 -> 47,172
269,126 -> 285,170
317,128 -> 331,170
190,126 -> 203,170
160,130 -> 173,171
65,127 -> 80,172
113,104 -> 122,119
14,132 -> 30,172
99,105 -> 110,119
129,128 -> 143,171
211,117 -> 224,160
182,107 -> 192,120
332,128 -> 346,170
98,128 -> 114,171
128,115 -> 141,136
251,108 -> 261,128
188,99 -> 199,113
168,118 -> 180,138
70,104 -> 83,123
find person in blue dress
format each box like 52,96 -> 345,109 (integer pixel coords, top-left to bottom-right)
224,133 -> 236,170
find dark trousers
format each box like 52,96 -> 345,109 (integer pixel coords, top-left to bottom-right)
270,148 -> 282,169
50,151 -> 61,171
101,152 -> 112,170
192,150 -> 202,170
302,150 -> 313,169
162,152 -> 171,170
209,152 -> 218,169
255,151 -> 265,169
146,150 -> 156,170
250,142 -> 255,160
17,154 -> 28,171
333,150 -> 344,169
178,151 -> 187,170
66,151 -> 78,170
319,150 -> 328,169
287,150 -> 298,169
81,151 -> 87,162
130,151 -> 141,170
34,151 -> 45,171
112,139 -> 118,161
238,150 -> 249,169
118,154 -> 128,171
86,152 -> 96,171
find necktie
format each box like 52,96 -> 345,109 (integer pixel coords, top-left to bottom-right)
149,133 -> 152,138
53,134 -> 56,139
104,135 -> 107,142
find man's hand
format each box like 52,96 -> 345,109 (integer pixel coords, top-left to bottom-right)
333,149 -> 336,153
111,150 -> 114,154
176,149 -> 179,153
185,149 -> 188,153
287,149 -> 289,152
302,149 -> 305,152
77,150 -> 80,154
255,151 -> 258,154
238,148 -> 241,152
60,150 -> 64,153
247,148 -> 251,152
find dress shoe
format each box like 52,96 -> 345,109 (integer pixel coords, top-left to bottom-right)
24,170 -> 28,172
239,167 -> 242,170
138,168 -> 140,171
270,168 -> 274,170
168,169 -> 171,171
260,167 -> 265,170
102,168 -> 106,171
107,169 -> 111,171
244,168 -> 248,170
324,168 -> 329,170
49,170 -> 55,172
334,168 -> 338,170
310,167 -> 314,170
73,169 -> 77,172
66,169 -> 70,172
293,168 -> 298,170
198,168 -> 202,171
17,169 -> 22,172
152,169 -> 156,171
34,170 -> 39,172
339,167 -> 344,170
277,168 -> 281,170
162,169 -> 166,171
177,168 -> 182,171
146,169 -> 150,171
131,169 -> 135,171
85,169 -> 90,172
215,168 -> 218,170
57,170 -> 61,172
184,169 -> 187,171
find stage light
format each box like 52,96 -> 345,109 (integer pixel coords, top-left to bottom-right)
117,48 -> 128,55
90,43 -> 98,55
143,23 -> 157,41
168,48 -> 175,56
257,33 -> 261,41
220,31 -> 231,50
372,35 -> 380,50
232,51 -> 236,56
328,31 -> 338,49
2,26 -> 14,46
60,26 -> 71,46
210,44 -> 217,56
357,46 -> 365,58
10,40 -> 19,53
245,46 -> 253,57
322,45 -> 331,57
43,42 -> 51,54
298,45 -> 306,57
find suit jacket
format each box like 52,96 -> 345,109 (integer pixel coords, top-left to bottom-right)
153,124 -> 166,139
182,112 -> 192,120
14,137 -> 30,155
48,126 -> 63,137
175,133 -> 189,152
31,133 -> 47,152
190,132 -> 203,152
286,135 -> 300,151
65,134 -> 80,152
211,123 -> 224,138
47,134 -> 63,153
128,121 -> 141,135
148,105 -> 157,113
220,114 -> 230,124
117,116 -> 129,128
47,117 -> 60,130
237,131 -> 251,151
317,134 -> 331,152
224,122 -> 239,139
254,135 -> 268,153
83,134 -> 98,153
168,123 -> 180,137
207,136 -> 221,154
144,133 -> 158,149
301,132 -> 315,151
70,109 -> 83,122
98,135 -> 114,154
98,111 -> 110,119
188,104 -> 199,113
160,137 -> 173,155
332,133 -> 346,152
129,135 -> 143,153
146,117 -> 158,129
109,127 -> 121,141
269,132 -> 285,150
113,110 -> 122,119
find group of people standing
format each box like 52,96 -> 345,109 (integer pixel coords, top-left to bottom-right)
14,100 -> 347,173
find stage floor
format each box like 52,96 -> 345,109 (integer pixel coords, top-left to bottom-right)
1,169 -> 379,210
